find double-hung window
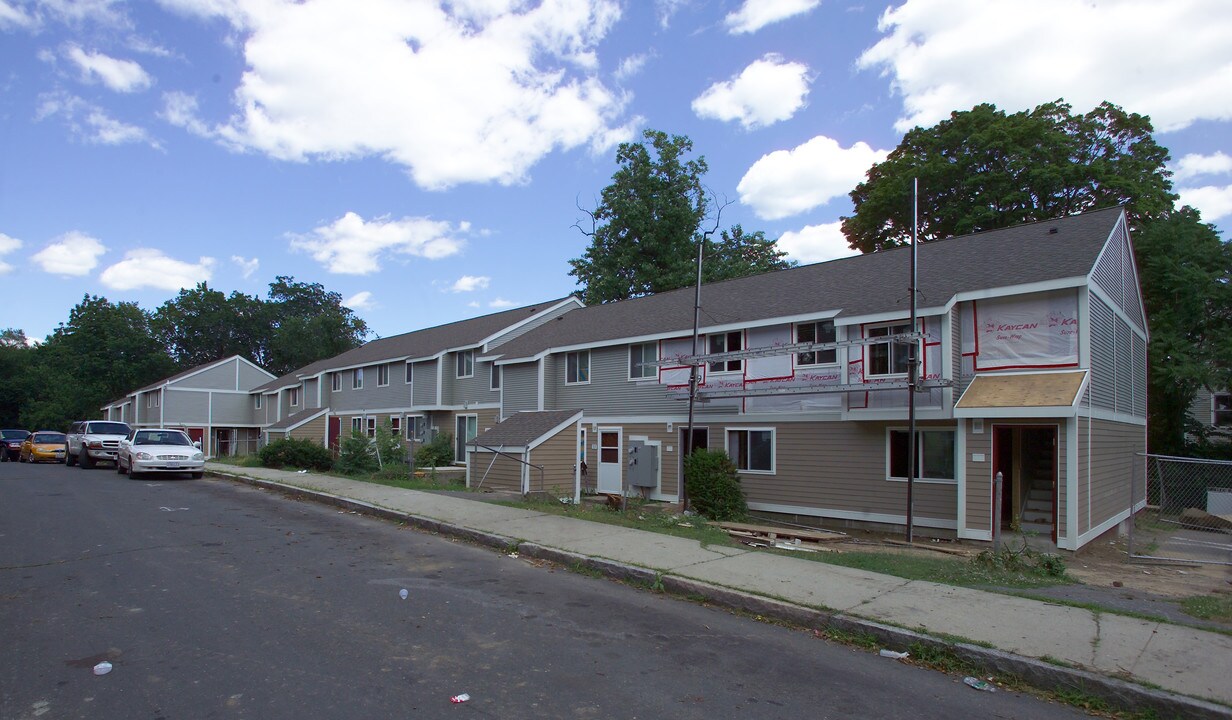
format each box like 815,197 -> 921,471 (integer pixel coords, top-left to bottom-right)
867,323 -> 913,377
490,363 -> 501,390
288,387 -> 300,407
405,415 -> 425,441
888,429 -> 956,482
331,373 -> 341,392
353,368 -> 364,390
1215,393 -> 1232,427
566,351 -> 590,384
629,342 -> 658,379
726,428 -> 774,473
351,417 -> 363,433
456,350 -> 474,379
366,417 -> 376,439
796,320 -> 836,365
708,331 -> 743,373
405,361 -> 414,385
254,395 -> 263,410
377,364 -> 390,387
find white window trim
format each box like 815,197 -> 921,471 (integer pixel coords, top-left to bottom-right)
726,426 -> 776,474
405,360 -> 414,385
378,364 -> 390,387
254,395 -> 263,410
331,373 -> 341,392
884,427 -> 957,484
865,321 -> 914,379
353,368 -> 364,390
366,417 -> 376,438
455,413 -> 478,463
1213,392 -> 1232,427
351,417 -> 363,433
389,415 -> 401,435
405,414 -> 425,441
565,350 -> 591,385
628,342 -> 658,381
795,320 -> 838,367
456,350 -> 474,379
289,388 -> 300,407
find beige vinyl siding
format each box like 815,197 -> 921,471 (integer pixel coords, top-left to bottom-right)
580,423 -> 681,498
527,425 -> 578,495
737,421 -> 958,525
1082,417 -> 1143,535
469,452 -> 524,492
965,424 -> 993,532
289,416 -> 327,444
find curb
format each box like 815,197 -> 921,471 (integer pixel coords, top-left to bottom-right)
211,469 -> 1231,720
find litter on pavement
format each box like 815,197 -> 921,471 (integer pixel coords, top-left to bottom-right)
963,676 -> 996,692
399,589 -> 408,600
93,661 -> 113,676
450,693 -> 470,703
878,649 -> 909,659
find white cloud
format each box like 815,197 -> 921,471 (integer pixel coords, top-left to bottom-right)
36,91 -> 159,147
859,0 -> 1232,133
692,54 -> 810,130
614,52 -> 650,82
450,275 -> 491,293
489,297 -> 515,308
32,231 -> 107,276
160,91 -> 212,137
467,300 -> 481,308
161,0 -> 627,189
289,212 -> 465,275
738,135 -> 889,220
344,291 -> 375,311
0,1 -> 37,29
725,0 -> 821,34
1174,151 -> 1232,182
231,255 -> 259,278
65,44 -> 152,92
0,231 -> 22,275
1179,184 -> 1232,222
776,222 -> 858,264
99,249 -> 215,290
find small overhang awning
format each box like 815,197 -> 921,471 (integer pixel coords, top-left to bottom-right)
954,370 -> 1089,419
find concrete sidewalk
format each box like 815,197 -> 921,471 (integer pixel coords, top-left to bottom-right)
206,463 -> 1232,719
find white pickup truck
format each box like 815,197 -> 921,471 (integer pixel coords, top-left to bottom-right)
66,420 -> 132,469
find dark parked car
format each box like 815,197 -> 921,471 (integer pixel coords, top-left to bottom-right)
1,429 -> 29,462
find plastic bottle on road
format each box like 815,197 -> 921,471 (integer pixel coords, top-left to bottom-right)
963,676 -> 996,692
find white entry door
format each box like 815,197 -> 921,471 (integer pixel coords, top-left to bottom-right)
597,428 -> 622,494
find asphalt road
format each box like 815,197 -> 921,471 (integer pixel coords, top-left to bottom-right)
0,461 -> 1091,719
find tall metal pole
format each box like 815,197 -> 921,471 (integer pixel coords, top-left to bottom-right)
682,232 -> 705,512
906,178 -> 918,543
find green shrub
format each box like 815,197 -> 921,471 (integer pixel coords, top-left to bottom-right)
335,429 -> 379,475
414,431 -> 454,468
258,437 -> 333,471
374,421 -> 406,467
684,449 -> 748,521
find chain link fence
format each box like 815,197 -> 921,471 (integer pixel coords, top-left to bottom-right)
1128,453 -> 1232,565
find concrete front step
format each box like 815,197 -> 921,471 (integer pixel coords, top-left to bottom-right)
1019,520 -> 1053,535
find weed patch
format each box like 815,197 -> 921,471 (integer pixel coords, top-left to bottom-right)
1181,594 -> 1232,623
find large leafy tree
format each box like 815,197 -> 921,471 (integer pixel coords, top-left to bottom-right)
265,276 -> 368,376
842,101 -> 1176,252
0,329 -> 32,427
152,282 -> 271,369
570,129 -> 792,304
1133,208 -> 1232,453
22,296 -> 175,430
841,99 -> 1230,454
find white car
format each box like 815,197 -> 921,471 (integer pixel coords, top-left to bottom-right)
116,428 -> 205,479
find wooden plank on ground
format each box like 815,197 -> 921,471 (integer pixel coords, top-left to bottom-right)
716,521 -> 847,543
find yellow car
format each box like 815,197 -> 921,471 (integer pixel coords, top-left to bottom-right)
19,431 -> 68,463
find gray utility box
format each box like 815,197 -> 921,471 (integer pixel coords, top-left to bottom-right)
626,440 -> 659,488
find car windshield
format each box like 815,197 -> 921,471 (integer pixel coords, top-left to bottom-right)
88,422 -> 131,435
2,429 -> 29,440
32,433 -> 66,443
135,431 -> 192,446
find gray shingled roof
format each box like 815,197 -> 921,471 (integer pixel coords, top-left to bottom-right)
252,357 -> 338,394
491,207 -> 1125,361
469,410 -> 582,449
267,406 -> 329,432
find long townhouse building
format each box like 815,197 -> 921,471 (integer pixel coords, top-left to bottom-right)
104,207 -> 1147,551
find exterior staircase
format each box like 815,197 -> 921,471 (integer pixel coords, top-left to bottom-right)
1019,454 -> 1054,536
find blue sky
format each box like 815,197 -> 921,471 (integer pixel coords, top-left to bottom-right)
1,0 -> 1229,345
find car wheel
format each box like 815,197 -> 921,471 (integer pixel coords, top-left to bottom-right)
191,471 -> 203,479
116,456 -> 127,475
129,466 -> 141,480
65,451 -> 76,466
79,452 -> 93,469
